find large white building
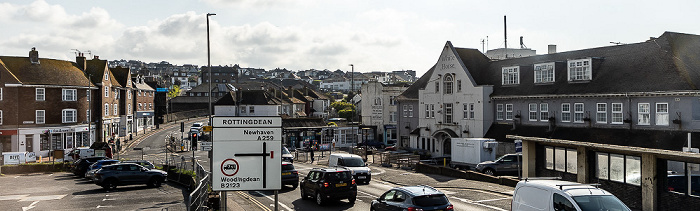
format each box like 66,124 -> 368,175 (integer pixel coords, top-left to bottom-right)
360,81 -> 409,146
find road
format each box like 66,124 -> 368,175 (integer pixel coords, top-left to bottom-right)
227,162 -> 513,211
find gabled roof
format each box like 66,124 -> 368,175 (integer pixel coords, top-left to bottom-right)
397,64 -> 436,100
239,90 -> 284,105
0,56 -> 93,87
110,66 -> 131,88
86,58 -> 119,87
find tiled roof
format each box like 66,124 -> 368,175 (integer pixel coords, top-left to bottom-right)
0,56 -> 93,87
132,81 -> 155,91
239,90 -> 283,105
397,64 -> 436,100
110,67 -> 131,88
86,58 -> 120,87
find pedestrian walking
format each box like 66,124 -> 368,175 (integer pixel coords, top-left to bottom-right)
310,146 -> 315,163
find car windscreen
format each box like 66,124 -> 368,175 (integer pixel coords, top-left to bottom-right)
572,195 -> 630,211
342,158 -> 365,167
282,164 -> 295,171
325,172 -> 352,182
282,147 -> 290,154
412,194 -> 449,207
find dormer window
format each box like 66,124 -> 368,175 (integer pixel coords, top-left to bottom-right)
502,66 -> 520,85
568,58 -> 592,81
104,71 -> 109,81
534,62 -> 555,83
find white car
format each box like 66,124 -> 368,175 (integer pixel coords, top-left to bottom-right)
511,179 -> 631,211
328,153 -> 371,184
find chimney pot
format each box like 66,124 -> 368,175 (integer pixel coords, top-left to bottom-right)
548,45 -> 557,54
29,47 -> 40,64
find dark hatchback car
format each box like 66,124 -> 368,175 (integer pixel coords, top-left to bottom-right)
281,162 -> 299,189
72,157 -> 108,177
93,163 -> 168,190
300,168 -> 357,205
371,185 -> 453,211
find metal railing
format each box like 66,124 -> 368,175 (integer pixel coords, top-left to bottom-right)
187,161 -> 211,211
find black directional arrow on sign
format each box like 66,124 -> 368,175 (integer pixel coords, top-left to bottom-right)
234,142 -> 273,188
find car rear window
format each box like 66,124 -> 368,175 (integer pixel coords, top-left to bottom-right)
282,164 -> 295,171
325,172 -> 352,181
412,194 -> 449,207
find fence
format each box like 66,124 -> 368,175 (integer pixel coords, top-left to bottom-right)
163,153 -> 211,211
377,152 -> 421,169
187,161 -> 211,211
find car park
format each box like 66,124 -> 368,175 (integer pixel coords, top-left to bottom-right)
84,159 -> 119,179
475,153 -> 521,176
72,156 -> 108,177
121,160 -> 155,169
511,179 -> 631,211
371,185 -> 453,211
282,146 -> 294,163
281,162 -> 299,189
300,168 -> 357,205
328,153 -> 372,184
93,163 -> 168,190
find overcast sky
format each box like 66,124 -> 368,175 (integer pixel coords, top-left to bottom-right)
2,0 -> 699,76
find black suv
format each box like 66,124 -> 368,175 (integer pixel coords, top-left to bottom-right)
281,162 -> 299,189
371,185 -> 453,211
93,163 -> 168,190
475,153 -> 522,176
300,168 -> 357,205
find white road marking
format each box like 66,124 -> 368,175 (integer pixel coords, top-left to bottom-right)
254,191 -> 293,211
19,194 -> 66,201
357,190 -> 379,198
475,197 -> 511,203
0,195 -> 28,201
451,196 -> 508,211
21,201 -> 39,211
96,205 -> 115,208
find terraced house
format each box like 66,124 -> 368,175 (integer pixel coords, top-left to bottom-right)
0,48 -> 96,156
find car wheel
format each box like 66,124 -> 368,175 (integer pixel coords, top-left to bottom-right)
292,183 -> 298,190
483,168 -> 495,176
300,188 -> 307,199
316,193 -> 324,205
103,179 -> 117,190
148,177 -> 162,187
349,196 -> 356,204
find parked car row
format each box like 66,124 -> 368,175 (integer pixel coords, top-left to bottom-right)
70,157 -> 166,190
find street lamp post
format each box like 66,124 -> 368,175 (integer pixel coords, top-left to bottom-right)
349,64 -> 354,153
207,13 -> 216,126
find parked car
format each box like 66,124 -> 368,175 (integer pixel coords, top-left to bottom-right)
667,174 -> 700,195
384,146 -> 397,151
72,157 -> 108,177
93,163 -> 168,190
84,159 -> 119,179
371,185 -> 453,211
511,179 -> 631,211
328,153 -> 372,184
121,160 -> 155,169
282,146 -> 294,163
475,153 -> 521,176
281,162 -> 299,189
300,168 -> 357,205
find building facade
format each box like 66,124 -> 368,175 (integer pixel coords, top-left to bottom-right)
361,81 -> 409,146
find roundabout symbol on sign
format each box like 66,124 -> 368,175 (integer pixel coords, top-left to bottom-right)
221,158 -> 240,177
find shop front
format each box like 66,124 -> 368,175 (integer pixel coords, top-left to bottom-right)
0,130 -> 18,152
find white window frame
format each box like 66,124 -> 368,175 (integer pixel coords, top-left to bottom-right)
389,111 -> 396,122
529,103 -> 538,121
561,103 -> 571,122
36,110 -> 45,124
534,62 -> 555,83
105,104 -> 109,116
104,86 -> 109,97
567,58 -> 592,81
574,103 -> 585,123
403,105 -> 408,117
62,89 -> 77,101
241,106 -> 247,113
62,109 -> 77,123
0,88 -> 3,101
128,104 -> 131,115
86,90 -> 90,101
505,104 -> 513,120
36,88 -> 45,101
612,103 -> 623,124
502,66 -> 520,85
87,109 -> 90,121
0,110 -> 2,125
596,103 -> 607,124
656,103 -> 669,126
444,103 -> 453,123
469,103 -> 475,119
540,103 -> 549,121
444,75 -> 454,94
249,106 -> 255,114
104,71 -> 109,80
128,90 -> 131,99
408,105 -> 413,117
113,103 -> 118,116
457,80 -> 462,92
496,104 -> 504,120
638,103 -> 650,125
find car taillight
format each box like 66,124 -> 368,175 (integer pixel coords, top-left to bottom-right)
668,187 -> 674,191
446,204 -> 454,210
407,207 -> 424,211
323,182 -> 329,188
352,179 -> 356,185
293,171 -> 298,175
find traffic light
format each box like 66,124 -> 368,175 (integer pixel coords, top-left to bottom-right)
191,133 -> 198,150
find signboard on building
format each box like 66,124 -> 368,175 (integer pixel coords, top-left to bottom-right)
212,116 -> 282,191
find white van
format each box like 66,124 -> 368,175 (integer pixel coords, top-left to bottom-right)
511,179 -> 631,211
328,153 -> 372,184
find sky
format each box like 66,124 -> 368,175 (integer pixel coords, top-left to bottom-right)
2,0 -> 700,77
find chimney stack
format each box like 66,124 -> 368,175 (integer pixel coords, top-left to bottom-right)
548,45 -> 557,54
29,47 -> 40,64
76,53 -> 86,71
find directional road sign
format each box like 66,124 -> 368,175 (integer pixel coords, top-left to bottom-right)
212,116 -> 282,191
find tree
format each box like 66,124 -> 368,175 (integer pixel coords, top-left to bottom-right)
337,108 -> 356,120
167,85 -> 181,98
331,101 -> 353,111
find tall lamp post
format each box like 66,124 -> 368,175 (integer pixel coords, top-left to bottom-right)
349,64 -> 355,153
207,13 -> 216,126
